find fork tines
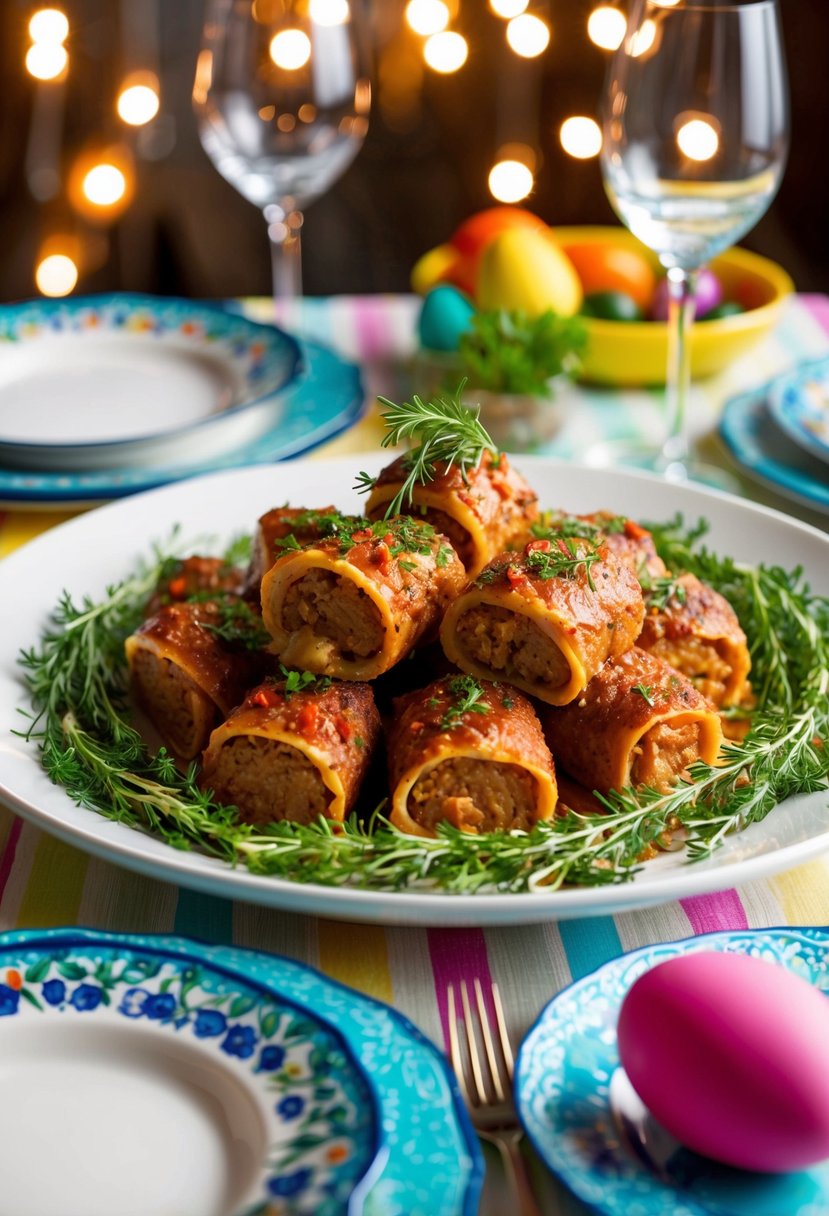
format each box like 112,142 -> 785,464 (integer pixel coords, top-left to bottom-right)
447,978 -> 514,1109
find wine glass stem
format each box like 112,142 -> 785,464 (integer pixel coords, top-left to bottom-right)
265,203 -> 303,317
661,265 -> 699,473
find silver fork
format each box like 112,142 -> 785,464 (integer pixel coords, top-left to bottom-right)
447,979 -> 543,1216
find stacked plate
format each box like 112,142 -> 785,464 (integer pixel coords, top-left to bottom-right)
0,295 -> 364,507
0,927 -> 482,1216
719,355 -> 829,514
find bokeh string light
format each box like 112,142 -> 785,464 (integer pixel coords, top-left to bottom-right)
21,1 -> 643,295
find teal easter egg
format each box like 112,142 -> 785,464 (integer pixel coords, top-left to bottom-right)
418,286 -> 475,352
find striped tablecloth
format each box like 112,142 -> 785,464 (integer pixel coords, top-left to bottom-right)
2,292 -> 829,1215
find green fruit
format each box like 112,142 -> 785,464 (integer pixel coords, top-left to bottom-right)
700,301 -> 744,321
581,290 -> 642,322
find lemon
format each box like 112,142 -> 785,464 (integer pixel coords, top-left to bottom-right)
477,228 -> 584,317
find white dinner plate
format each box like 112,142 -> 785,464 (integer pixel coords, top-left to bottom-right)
0,456 -> 827,927
0,295 -> 301,471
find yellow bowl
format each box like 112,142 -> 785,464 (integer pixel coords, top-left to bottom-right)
552,226 -> 794,386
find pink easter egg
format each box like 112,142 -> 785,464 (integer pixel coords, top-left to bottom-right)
617,950 -> 829,1172
651,269 -> 724,320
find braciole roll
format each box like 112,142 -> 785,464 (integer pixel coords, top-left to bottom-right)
440,535 -> 645,706
386,675 -> 557,838
260,514 -> 466,680
201,676 -> 381,825
542,646 -> 723,795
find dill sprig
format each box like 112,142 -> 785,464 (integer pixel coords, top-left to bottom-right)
15,517 -> 829,893
358,384 -> 498,519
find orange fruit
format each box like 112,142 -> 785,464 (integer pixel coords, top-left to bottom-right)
561,241 -> 658,314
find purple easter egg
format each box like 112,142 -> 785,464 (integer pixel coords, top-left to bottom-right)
651,269 -> 724,321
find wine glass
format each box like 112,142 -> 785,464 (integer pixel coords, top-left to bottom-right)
193,0 -> 371,311
596,0 -> 788,484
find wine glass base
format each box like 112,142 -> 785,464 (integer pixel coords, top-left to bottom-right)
583,438 -> 741,493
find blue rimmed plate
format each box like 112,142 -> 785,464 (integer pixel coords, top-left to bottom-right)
0,295 -> 303,473
0,298 -> 365,508
767,356 -> 829,467
719,377 -> 829,514
0,928 -> 482,1216
516,927 -> 829,1216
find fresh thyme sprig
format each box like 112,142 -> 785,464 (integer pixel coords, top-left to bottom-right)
15,517 -> 829,892
357,384 -> 498,519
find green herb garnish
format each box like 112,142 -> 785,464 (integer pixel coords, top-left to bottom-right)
524,541 -> 603,590
639,567 -> 687,611
278,666 -> 332,698
357,384 -> 497,519
201,597 -> 270,651
456,308 -> 587,396
633,684 -> 655,706
441,675 -> 491,730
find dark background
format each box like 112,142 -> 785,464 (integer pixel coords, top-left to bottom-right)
1,0 -> 827,303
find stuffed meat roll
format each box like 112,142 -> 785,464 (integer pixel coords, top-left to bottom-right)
261,515 -> 466,680
637,572 -> 750,708
125,599 -> 267,760
387,675 -> 557,838
201,677 -> 380,825
542,646 -> 723,795
243,506 -> 362,601
365,451 -> 538,577
440,537 -> 645,706
145,555 -> 244,618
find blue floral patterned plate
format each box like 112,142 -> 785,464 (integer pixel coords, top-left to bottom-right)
0,297 -> 364,507
0,928 -> 482,1216
516,928 -> 829,1216
767,356 -> 829,467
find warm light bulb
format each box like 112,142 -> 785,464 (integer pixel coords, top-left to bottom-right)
506,13 -> 550,58
82,163 -> 127,206
25,42 -> 67,80
560,116 -> 603,159
35,253 -> 78,297
28,8 -> 69,43
629,18 -> 656,56
489,0 -> 528,17
587,6 -> 626,51
309,0 -> 350,25
117,83 -> 160,126
677,118 -> 719,161
405,0 -> 449,37
423,30 -> 468,73
488,159 -> 534,203
269,29 -> 312,70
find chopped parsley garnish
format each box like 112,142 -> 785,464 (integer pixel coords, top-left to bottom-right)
531,511 -> 626,543
633,684 -> 655,706
441,675 -> 491,730
640,571 -> 688,612
524,541 -> 603,590
278,665 -> 333,699
201,597 -> 270,651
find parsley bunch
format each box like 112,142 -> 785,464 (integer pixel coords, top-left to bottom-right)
456,309 -> 587,396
